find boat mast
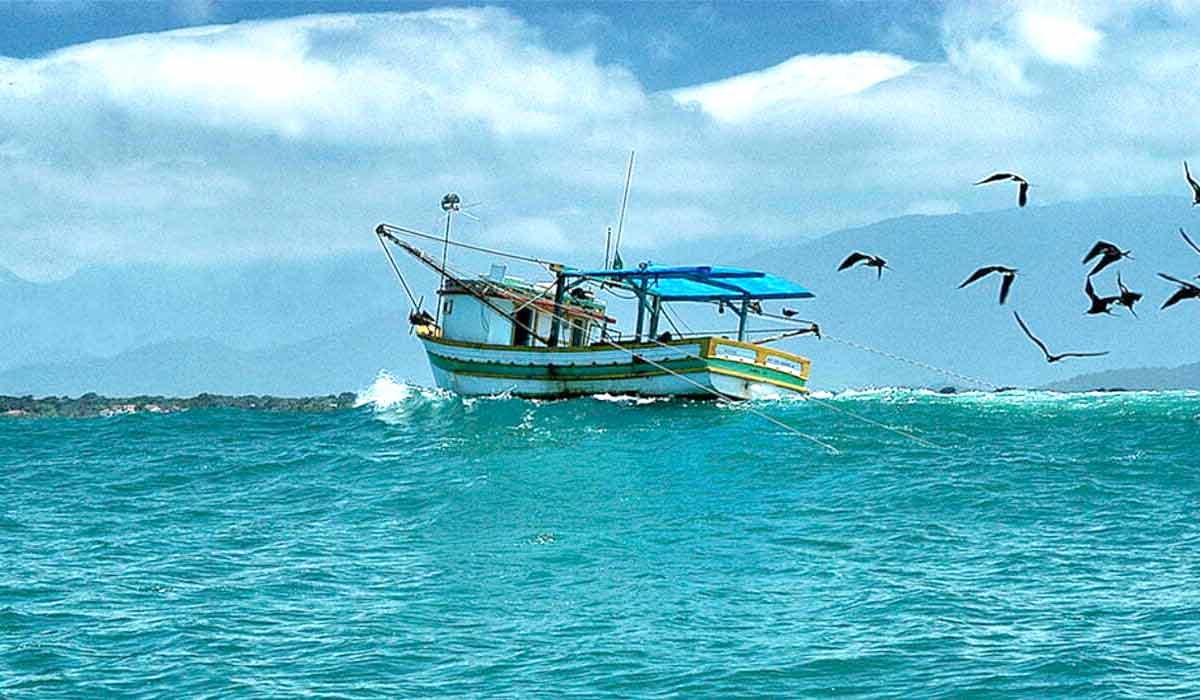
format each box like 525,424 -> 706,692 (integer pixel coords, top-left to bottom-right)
435,193 -> 461,325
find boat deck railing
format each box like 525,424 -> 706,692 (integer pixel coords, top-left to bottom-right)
599,333 -> 811,380
698,337 -> 811,380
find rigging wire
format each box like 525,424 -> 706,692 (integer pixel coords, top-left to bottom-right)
377,223 -> 561,268
431,252 -> 940,451
376,232 -> 420,310
821,333 -> 1000,391
422,254 -> 841,454
753,310 -> 998,391
380,237 -> 965,451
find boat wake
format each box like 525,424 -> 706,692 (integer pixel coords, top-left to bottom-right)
355,372 -> 1200,418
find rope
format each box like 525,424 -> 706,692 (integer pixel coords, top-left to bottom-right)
450,263 -> 945,453
433,258 -> 841,454
801,393 -> 942,449
822,333 -> 1000,391
616,326 -> 940,451
387,240 -> 947,452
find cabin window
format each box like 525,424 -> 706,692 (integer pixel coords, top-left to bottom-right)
512,307 -> 534,346
443,299 -> 453,315
569,319 -> 586,347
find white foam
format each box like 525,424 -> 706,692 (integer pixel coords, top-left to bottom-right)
590,393 -> 670,405
354,370 -> 450,410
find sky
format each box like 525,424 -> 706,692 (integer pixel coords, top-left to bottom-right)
2,0 -> 1199,279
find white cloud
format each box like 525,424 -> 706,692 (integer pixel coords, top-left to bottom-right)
1017,10 -> 1103,66
670,51 -> 916,123
3,4 -> 1200,279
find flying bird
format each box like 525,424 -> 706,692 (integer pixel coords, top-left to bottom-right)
958,265 -> 1018,304
837,252 -> 890,278
1082,240 -> 1132,277
1115,273 -> 1143,317
1013,312 -> 1109,364
1158,272 -> 1200,309
781,307 -> 801,318
1185,161 -> 1200,206
974,172 -> 1030,207
1084,277 -> 1120,315
1180,228 -> 1200,257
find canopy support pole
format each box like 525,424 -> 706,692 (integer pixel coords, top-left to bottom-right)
737,298 -> 750,342
547,268 -> 566,347
634,279 -> 648,342
648,296 -> 662,339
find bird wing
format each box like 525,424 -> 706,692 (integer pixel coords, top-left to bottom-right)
974,172 -> 1013,185
1057,351 -> 1110,359
1089,257 -> 1115,277
1187,161 -> 1200,194
1085,277 -> 1100,302
958,267 -> 995,288
1083,241 -> 1114,263
838,252 -> 869,270
1013,311 -> 1050,358
999,273 -> 1015,305
1181,228 -> 1200,256
1158,272 -> 1200,290
1117,272 -> 1128,295
1162,288 -> 1191,309
1017,181 -> 1029,207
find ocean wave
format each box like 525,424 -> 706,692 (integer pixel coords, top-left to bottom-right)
354,371 -> 452,410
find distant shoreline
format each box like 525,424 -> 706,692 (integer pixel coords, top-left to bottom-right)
1,392 -> 358,419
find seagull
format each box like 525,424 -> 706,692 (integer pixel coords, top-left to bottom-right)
1084,277 -> 1120,315
1158,272 -> 1200,309
1083,240 -> 1133,277
958,265 -> 1018,304
781,307 -> 801,318
1185,161 -> 1200,206
1180,228 -> 1200,257
837,252 -> 890,278
974,172 -> 1030,207
1115,273 -> 1143,317
1013,312 -> 1109,364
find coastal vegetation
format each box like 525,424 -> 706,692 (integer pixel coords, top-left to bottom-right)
0,392 -> 358,418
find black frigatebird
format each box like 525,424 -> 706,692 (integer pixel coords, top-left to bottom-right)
838,252 -> 890,279
959,266 -> 1018,304
1083,240 -> 1132,277
974,172 -> 1030,207
1013,312 -> 1109,363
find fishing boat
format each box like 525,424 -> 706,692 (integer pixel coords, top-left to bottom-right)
374,196 -> 819,400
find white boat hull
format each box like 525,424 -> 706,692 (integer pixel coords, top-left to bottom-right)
417,333 -> 810,400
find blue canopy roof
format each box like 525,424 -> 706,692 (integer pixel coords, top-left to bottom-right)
567,265 -> 815,302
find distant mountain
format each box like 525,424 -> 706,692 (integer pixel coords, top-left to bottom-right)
0,254 -> 403,371
7,194 -> 1200,394
0,313 -> 429,397
741,195 -> 1200,390
1043,362 -> 1200,392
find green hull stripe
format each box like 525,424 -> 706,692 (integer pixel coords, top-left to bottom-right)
424,352 -> 808,392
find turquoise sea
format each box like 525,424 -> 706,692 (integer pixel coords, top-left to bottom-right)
3,377 -> 1200,697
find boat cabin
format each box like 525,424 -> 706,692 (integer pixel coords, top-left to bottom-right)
438,264 -> 611,347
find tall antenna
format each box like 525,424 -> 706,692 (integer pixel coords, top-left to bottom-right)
435,192 -> 461,325
612,150 -> 635,269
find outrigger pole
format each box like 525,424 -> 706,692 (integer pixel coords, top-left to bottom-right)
375,227 -> 557,347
